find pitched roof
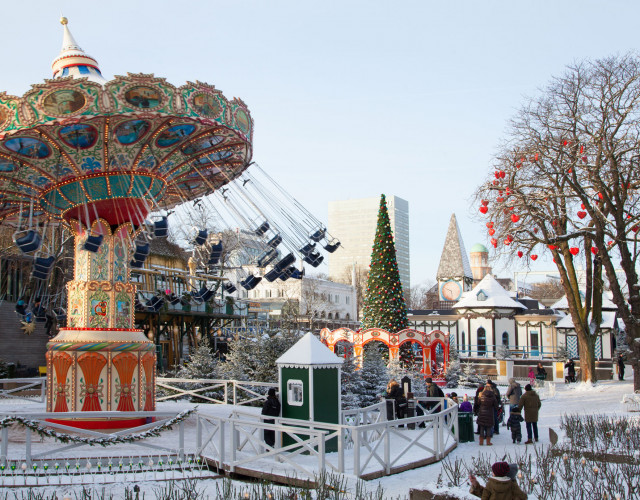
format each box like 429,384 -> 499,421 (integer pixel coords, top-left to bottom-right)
454,274 -> 525,309
556,310 -> 620,330
436,214 -> 473,280
276,332 -> 344,367
550,290 -> 618,311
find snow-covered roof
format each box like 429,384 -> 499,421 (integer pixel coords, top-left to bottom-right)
454,274 -> 525,309
436,214 -> 473,280
276,332 -> 344,367
556,310 -> 620,330
550,290 -> 618,311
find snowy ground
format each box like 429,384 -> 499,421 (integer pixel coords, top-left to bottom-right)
0,373 -> 637,499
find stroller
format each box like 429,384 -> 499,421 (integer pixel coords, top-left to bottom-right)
497,397 -> 507,426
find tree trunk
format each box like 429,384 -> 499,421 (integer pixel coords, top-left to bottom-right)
576,328 -> 597,383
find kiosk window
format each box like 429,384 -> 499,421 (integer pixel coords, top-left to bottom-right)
287,380 -> 303,406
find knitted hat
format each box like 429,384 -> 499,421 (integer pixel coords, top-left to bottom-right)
492,461 -> 510,478
267,388 -> 277,397
525,384 -> 533,391
508,463 -> 518,480
425,377 -> 433,383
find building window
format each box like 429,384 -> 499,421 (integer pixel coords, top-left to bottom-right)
502,331 -> 509,347
287,380 -> 304,406
477,290 -> 488,301
461,331 -> 466,352
334,294 -> 340,303
346,296 -> 350,305
530,331 -> 539,357
477,327 -> 486,355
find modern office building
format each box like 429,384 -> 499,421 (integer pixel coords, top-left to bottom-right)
328,195 -> 410,297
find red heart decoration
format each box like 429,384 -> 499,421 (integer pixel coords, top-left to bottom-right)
534,153 -> 539,161
570,247 -> 579,255
568,168 -> 573,174
577,211 -> 587,219
633,225 -> 639,233
488,228 -> 496,236
516,163 -> 522,169
553,258 -> 556,263
481,199 -> 489,206
591,247 -> 598,255
533,228 -> 538,233
503,239 -> 511,246
486,222 -> 494,229
580,145 -> 584,154
491,238 -> 498,248
563,140 -> 568,146
497,197 -> 505,203
598,192 -> 603,200
493,180 -> 499,186
530,255 -> 538,261
517,250 -> 523,258
608,241 -> 614,246
548,244 -> 556,250
499,171 -> 506,178
581,203 -> 586,210
495,172 -> 500,179
511,214 -> 520,223
479,206 -> 488,214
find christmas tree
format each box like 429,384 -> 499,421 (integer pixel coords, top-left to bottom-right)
361,194 -> 408,332
358,343 -> 389,407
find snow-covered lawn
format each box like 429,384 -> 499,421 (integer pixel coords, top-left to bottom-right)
0,375 -> 636,499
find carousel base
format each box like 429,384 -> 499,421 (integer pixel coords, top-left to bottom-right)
45,416 -> 151,430
46,328 -> 157,420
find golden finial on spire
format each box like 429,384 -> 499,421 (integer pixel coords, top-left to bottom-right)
60,16 -> 68,26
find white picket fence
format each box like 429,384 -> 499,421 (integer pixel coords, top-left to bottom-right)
0,378 -> 46,403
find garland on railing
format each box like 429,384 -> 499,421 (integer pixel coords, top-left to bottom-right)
0,408 -> 196,447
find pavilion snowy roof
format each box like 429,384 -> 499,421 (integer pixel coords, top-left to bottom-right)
436,214 -> 473,280
276,332 -> 344,367
556,310 -> 621,330
454,274 -> 525,309
550,290 -> 618,311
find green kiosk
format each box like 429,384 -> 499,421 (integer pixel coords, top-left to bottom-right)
276,332 -> 343,452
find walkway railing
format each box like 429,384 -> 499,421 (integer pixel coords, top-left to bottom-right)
0,377 -> 46,403
156,378 -> 277,405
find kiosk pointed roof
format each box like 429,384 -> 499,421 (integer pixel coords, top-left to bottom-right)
276,332 -> 344,367
51,17 -> 107,85
436,214 -> 473,280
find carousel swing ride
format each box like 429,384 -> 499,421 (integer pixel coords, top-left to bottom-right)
0,19 -> 339,427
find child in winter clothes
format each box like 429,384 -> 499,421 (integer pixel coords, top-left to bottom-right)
506,405 -> 524,444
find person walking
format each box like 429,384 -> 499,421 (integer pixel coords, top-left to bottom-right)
261,388 -> 281,447
617,354 -> 626,381
518,384 -> 541,444
505,378 -> 522,405
477,385 -> 498,446
565,359 -> 576,383
384,379 -> 406,419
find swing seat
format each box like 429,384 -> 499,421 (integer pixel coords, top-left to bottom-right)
146,295 -> 165,312
54,308 -> 66,322
167,293 -> 181,305
192,286 -> 214,303
240,275 -> 262,290
34,306 -> 47,322
300,242 -> 316,256
324,240 -> 341,253
303,251 -> 324,267
266,234 -> 282,249
194,229 -> 208,246
14,230 -> 42,254
207,242 -> 224,266
264,268 -> 281,282
153,217 -> 169,238
32,255 -> 55,280
130,241 -> 150,268
257,248 -> 278,268
83,234 -> 104,253
289,268 -> 304,280
310,228 -> 326,242
224,282 -> 237,294
274,253 -> 295,272
254,221 -> 270,236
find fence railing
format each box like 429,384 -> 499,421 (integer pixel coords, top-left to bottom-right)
156,378 -> 277,406
0,378 -> 46,403
459,345 -> 560,359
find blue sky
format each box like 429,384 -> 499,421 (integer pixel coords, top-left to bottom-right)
3,1 -> 640,288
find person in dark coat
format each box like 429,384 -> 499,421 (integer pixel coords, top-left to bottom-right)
473,384 -> 485,434
384,379 -> 406,419
536,363 -> 547,381
477,386 -> 498,445
565,359 -> 576,383
425,377 -> 444,413
261,388 -> 281,447
506,406 -> 524,444
505,378 -> 522,405
518,384 -> 541,444
487,380 -> 501,435
617,354 -> 625,381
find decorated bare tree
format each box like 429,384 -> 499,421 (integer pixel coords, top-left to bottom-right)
475,55 -> 640,387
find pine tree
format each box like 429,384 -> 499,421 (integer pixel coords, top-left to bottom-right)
175,337 -> 221,402
361,194 -> 408,332
340,345 -> 364,410
358,343 -> 389,407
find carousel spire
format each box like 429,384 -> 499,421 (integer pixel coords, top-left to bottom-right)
51,17 -> 107,85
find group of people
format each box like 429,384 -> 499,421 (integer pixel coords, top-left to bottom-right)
468,378 -> 541,445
